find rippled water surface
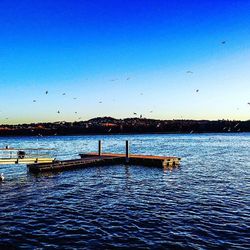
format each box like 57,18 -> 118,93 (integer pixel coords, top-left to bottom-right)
0,133 -> 249,249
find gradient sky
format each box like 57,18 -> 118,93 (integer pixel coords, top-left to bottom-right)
0,0 -> 250,124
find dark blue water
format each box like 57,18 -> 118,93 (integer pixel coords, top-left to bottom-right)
0,134 -> 249,249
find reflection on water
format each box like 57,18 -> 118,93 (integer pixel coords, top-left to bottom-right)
0,133 -> 250,249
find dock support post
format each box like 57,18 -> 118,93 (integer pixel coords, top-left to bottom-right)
98,140 -> 102,156
125,140 -> 129,164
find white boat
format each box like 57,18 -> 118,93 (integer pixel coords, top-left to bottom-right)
0,146 -> 55,165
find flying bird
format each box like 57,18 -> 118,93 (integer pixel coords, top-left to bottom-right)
221,41 -> 226,44
57,110 -> 60,114
196,89 -> 199,93
133,112 -> 137,115
45,91 -> 48,95
99,101 -> 102,104
33,100 -> 36,102
234,123 -> 240,128
186,71 -> 193,74
62,93 -> 66,96
126,77 -> 130,80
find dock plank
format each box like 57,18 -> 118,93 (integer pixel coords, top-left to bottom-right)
81,152 -> 180,160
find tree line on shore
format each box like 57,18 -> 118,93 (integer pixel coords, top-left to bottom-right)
0,117 -> 249,136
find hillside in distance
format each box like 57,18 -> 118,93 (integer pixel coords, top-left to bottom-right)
0,117 -> 249,136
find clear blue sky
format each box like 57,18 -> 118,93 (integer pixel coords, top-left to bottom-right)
0,0 -> 249,124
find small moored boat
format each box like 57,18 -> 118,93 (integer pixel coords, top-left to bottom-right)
0,146 -> 55,165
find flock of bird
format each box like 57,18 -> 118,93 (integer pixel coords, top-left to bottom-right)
29,76 -> 136,120
29,66 -> 205,119
2,39 -> 250,123
32,90 -> 80,118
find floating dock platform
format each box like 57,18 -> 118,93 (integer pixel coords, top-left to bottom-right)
28,140 -> 181,173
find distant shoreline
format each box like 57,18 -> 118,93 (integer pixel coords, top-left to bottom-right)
0,117 -> 250,137
0,117 -> 249,136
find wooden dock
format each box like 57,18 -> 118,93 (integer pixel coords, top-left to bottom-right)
81,153 -> 180,167
27,140 -> 181,173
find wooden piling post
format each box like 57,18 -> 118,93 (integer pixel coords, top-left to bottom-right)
98,140 -> 102,156
125,140 -> 129,163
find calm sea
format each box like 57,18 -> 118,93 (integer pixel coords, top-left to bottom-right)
0,133 -> 249,249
